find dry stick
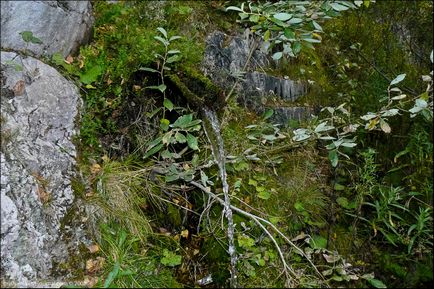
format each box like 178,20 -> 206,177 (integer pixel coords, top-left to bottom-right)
190,181 -> 326,286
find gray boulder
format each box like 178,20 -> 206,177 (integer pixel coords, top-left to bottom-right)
1,51 -> 86,286
1,1 -> 94,57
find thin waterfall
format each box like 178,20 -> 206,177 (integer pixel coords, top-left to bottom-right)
202,107 -> 238,288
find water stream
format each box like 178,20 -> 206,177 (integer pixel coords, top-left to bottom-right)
202,107 -> 238,288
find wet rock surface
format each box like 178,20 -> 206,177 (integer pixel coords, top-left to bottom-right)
1,1 -> 94,58
201,30 -> 311,124
0,51 -> 86,286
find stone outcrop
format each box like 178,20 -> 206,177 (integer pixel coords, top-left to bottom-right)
0,51 -> 85,286
1,1 -> 94,58
201,30 -> 312,124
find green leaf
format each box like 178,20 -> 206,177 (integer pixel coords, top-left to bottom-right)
263,30 -> 271,41
310,235 -> 327,249
157,27 -> 167,38
172,114 -> 193,128
160,149 -> 173,159
160,118 -> 170,131
161,249 -> 182,267
226,6 -> 244,12
30,36 -> 43,44
284,28 -> 295,39
330,2 -> 350,11
168,50 -> 181,54
328,150 -> 338,167
157,84 -> 167,93
336,197 -> 349,208
139,67 -> 159,73
143,143 -> 164,159
312,20 -> 323,31
262,109 -> 274,120
293,42 -> 302,54
200,170 -> 208,187
166,55 -> 180,63
249,14 -> 259,22
187,133 -> 199,150
163,98 -> 174,111
169,35 -> 182,41
273,12 -> 292,21
272,51 -> 283,61
302,38 -> 321,43
19,31 -> 34,42
175,132 -> 187,143
80,65 -> 103,84
367,278 -> 387,288
103,262 -> 120,288
248,178 -> 258,186
314,121 -> 334,133
52,53 -> 65,66
148,84 -> 167,93
154,36 -> 169,46
390,73 -> 406,86
334,183 -> 345,191
146,107 -> 162,119
238,235 -> 255,248
294,201 -> 305,212
258,190 -> 271,200
162,131 -> 173,145
288,18 -> 303,24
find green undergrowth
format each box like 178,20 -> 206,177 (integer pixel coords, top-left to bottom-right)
60,1 -> 433,288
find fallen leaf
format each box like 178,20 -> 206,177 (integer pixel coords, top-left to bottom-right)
65,55 -> 73,64
86,257 -> 105,274
292,232 -> 307,242
85,191 -> 95,197
87,244 -> 100,254
13,80 -> 25,96
37,185 -> 50,204
181,229 -> 189,238
83,276 -> 99,287
90,163 -> 101,174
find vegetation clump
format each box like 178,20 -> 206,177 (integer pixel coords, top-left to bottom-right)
56,1 -> 433,288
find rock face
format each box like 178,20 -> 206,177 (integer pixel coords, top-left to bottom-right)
1,1 -> 94,58
201,30 -> 312,124
0,51 -> 84,286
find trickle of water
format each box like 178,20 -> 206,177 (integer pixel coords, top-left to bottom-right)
202,107 -> 238,288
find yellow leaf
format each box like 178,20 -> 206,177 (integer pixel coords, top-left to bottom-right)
181,229 -> 189,238
367,117 -> 379,130
312,33 -> 322,40
90,163 -> 101,174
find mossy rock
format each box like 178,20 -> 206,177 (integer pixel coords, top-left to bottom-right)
167,66 -> 224,111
